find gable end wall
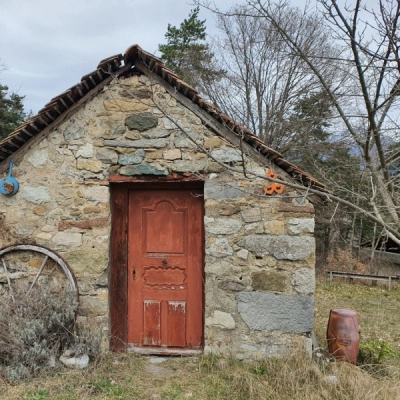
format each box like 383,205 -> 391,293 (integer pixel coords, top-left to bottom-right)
0,73 -> 315,360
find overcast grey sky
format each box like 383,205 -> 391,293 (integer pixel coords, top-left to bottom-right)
0,0 -> 233,115
1,0 -> 379,116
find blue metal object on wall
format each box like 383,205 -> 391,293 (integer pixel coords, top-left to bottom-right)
0,160 -> 19,195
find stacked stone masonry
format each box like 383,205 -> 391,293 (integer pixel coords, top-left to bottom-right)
0,73 -> 315,360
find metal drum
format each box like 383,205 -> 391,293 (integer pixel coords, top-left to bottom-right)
327,308 -> 360,364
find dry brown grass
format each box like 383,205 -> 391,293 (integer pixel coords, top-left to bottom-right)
2,279 -> 400,399
3,350 -> 400,400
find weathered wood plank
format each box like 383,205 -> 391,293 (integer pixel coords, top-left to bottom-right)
109,184 -> 128,352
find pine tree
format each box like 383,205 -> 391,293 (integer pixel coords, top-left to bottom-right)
158,7 -> 224,89
0,84 -> 27,141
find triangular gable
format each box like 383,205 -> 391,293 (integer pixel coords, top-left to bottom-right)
0,44 -> 326,196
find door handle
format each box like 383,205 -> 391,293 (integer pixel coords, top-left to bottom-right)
132,267 -> 136,280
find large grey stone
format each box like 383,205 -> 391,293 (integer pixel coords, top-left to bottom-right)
271,236 -> 315,260
83,187 -> 109,203
52,232 -> 82,248
96,148 -> 118,164
172,160 -> 207,173
63,121 -> 86,140
27,149 -> 48,168
204,217 -> 242,235
204,183 -> 244,200
104,139 -> 169,148
163,117 -> 178,130
291,268 -> 315,295
120,164 -> 168,176
205,310 -> 235,330
64,249 -> 108,275
218,280 -> 246,292
288,218 -> 315,234
21,186 -> 52,204
241,235 -> 314,260
118,149 -> 145,165
241,208 -> 262,223
125,112 -> 158,131
237,292 -> 314,332
76,144 -> 94,158
174,131 -> 203,149
142,129 -> 171,139
206,238 -> 233,257
210,149 -> 242,163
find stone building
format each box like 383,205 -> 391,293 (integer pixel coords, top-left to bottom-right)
0,45 -> 326,360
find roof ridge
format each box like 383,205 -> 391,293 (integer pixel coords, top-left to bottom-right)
0,44 -> 326,193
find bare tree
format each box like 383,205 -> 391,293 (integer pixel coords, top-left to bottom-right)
196,0 -> 400,245
201,3 -> 338,153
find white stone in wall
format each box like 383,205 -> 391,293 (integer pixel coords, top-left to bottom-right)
163,117 -> 178,129
206,238 -> 233,257
205,310 -> 236,330
205,217 -> 242,235
27,149 -> 48,168
63,121 -> 86,140
52,232 -> 82,249
241,235 -> 314,260
76,143 -> 94,158
21,186 -> 52,204
236,249 -> 249,260
163,149 -> 181,160
210,149 -> 242,163
36,232 -> 52,241
288,218 -> 315,234
241,208 -> 262,223
291,268 -> 315,295
83,187 -> 109,203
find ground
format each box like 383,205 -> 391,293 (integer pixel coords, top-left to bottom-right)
3,278 -> 400,400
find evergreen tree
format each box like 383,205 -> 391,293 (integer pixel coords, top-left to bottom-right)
0,84 -> 26,141
158,7 -> 224,89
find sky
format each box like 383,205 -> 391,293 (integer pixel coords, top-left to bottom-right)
0,0 -> 379,116
0,0 -> 233,115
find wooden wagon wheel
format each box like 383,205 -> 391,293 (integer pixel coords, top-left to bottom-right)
0,244 -> 78,302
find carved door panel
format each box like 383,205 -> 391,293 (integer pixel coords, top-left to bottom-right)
127,189 -> 204,352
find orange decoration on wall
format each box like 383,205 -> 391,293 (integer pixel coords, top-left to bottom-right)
263,169 -> 285,195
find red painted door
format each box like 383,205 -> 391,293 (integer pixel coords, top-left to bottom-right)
127,189 -> 204,353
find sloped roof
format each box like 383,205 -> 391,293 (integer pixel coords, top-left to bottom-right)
0,44 -> 326,192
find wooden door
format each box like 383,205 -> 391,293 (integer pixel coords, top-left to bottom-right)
127,189 -> 204,353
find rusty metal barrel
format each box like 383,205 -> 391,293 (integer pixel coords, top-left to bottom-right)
327,308 -> 360,364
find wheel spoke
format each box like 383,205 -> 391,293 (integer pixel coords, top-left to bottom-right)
2,258 -> 14,302
27,255 -> 49,295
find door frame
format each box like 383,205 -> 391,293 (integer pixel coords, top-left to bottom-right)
109,177 -> 204,352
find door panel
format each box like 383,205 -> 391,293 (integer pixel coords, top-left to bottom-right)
143,300 -> 161,346
127,189 -> 203,351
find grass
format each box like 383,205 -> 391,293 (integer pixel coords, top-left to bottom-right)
2,278 -> 400,399
314,278 -> 400,352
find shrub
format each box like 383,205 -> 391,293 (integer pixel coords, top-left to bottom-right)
358,339 -> 395,365
0,283 -> 101,382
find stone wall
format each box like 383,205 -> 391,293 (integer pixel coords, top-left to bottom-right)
0,71 -> 315,359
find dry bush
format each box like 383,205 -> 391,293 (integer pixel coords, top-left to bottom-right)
0,283 -> 102,382
326,248 -> 370,274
